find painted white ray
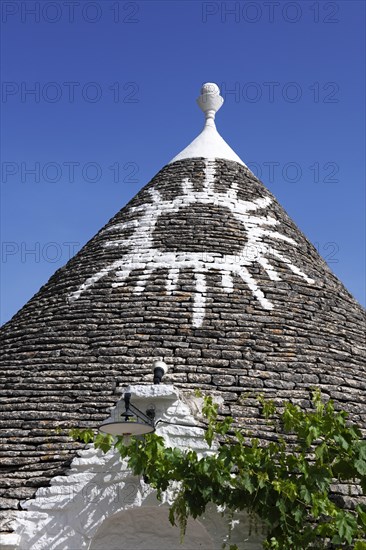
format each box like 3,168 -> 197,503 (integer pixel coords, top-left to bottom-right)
166,268 -> 180,294
233,214 -> 278,228
202,161 -> 216,194
255,228 -> 296,243
234,264 -> 273,310
182,177 -> 193,195
112,269 -> 133,285
257,257 -> 282,281
225,181 -> 239,202
271,249 -> 315,284
229,196 -> 272,217
192,271 -> 207,328
69,261 -> 122,302
221,271 -> 234,292
103,218 -> 140,234
134,270 -> 154,293
150,187 -> 163,204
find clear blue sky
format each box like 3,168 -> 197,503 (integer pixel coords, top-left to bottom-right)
1,0 -> 365,325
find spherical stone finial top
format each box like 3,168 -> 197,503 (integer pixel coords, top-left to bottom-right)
197,82 -> 224,124
200,82 -> 220,95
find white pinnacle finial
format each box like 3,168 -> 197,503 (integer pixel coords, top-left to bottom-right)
168,82 -> 246,167
197,83 -> 224,127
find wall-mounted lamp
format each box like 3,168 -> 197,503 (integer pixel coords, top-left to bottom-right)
99,392 -> 155,438
99,360 -> 169,441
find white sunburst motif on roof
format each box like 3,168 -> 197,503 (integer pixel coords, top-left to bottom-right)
69,159 -> 314,327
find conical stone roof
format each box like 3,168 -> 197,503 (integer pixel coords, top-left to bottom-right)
0,84 -> 365,522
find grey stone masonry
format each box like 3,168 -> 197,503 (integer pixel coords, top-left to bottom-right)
0,157 -> 365,531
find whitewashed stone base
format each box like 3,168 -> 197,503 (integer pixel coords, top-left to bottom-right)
6,386 -> 265,550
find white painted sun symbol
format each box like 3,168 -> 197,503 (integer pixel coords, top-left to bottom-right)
69,160 -> 314,327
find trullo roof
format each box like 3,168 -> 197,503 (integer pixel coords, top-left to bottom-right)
0,83 -> 365,527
